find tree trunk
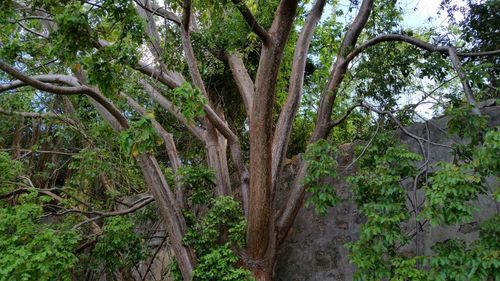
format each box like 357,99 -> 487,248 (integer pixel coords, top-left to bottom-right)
11,119 -> 23,160
252,266 -> 274,281
136,154 -> 196,280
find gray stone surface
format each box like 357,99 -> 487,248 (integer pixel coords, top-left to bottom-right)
275,104 -> 500,280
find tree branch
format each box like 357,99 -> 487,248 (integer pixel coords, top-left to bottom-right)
272,0 -> 326,194
95,39 -> 184,89
135,61 -> 185,88
182,0 -> 192,31
136,1 -> 165,62
0,148 -> 77,156
346,34 -> 500,63
447,46 -> 481,115
179,0 -> 246,200
231,0 -> 271,44
139,80 -> 205,141
327,102 -> 362,129
0,107 -> 76,124
122,92 -> 186,208
0,61 -> 129,129
133,0 -> 181,25
72,196 -> 155,228
226,53 -> 254,116
0,74 -> 80,91
17,21 -> 48,39
276,0 -> 374,244
245,0 -> 300,260
345,34 -> 493,115
360,101 -> 452,148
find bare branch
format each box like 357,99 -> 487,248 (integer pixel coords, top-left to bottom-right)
139,80 -> 205,141
360,102 -> 452,148
0,61 -> 129,129
0,74 -> 80,91
447,46 -> 481,115
341,119 -> 381,170
0,61 -> 90,95
95,39 -> 184,88
203,104 -> 240,144
458,49 -> 500,57
17,21 -> 48,39
345,35 -> 487,113
231,0 -> 271,44
0,186 -> 65,200
122,92 -> 186,208
328,102 -> 362,129
0,108 -> 75,124
141,234 -> 168,281
346,34 -> 500,63
226,53 -> 254,116
135,0 -> 169,73
73,196 -> 155,228
133,0 -> 181,25
135,61 -> 185,88
276,0 -> 374,244
272,0 -> 326,192
0,148 -> 77,156
180,0 -> 209,98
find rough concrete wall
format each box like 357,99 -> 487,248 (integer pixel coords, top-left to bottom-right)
275,104 -> 500,281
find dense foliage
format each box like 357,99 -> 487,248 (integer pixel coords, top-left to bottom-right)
0,0 -> 498,280
347,107 -> 500,280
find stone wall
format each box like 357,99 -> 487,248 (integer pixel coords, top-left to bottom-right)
274,103 -> 500,281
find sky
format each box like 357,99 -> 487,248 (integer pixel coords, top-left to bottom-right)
333,0 -> 467,28
400,0 -> 466,28
399,0 -> 467,118
330,0 -> 469,119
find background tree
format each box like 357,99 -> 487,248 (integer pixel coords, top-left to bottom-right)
0,0 -> 498,280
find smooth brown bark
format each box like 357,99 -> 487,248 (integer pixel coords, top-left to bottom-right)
272,0 -> 327,192
227,53 -> 254,117
277,0 -> 374,239
246,0 -> 300,259
252,267 -> 274,281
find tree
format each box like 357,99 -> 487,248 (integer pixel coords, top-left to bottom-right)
0,0 -> 498,280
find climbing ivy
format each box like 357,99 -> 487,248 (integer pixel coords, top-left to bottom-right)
348,106 -> 500,280
89,216 -> 147,274
170,82 -> 207,121
119,117 -> 163,157
0,192 -> 80,281
302,139 -> 340,215
421,162 -> 483,226
347,133 -> 422,280
181,196 -> 252,281
177,165 -> 216,205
